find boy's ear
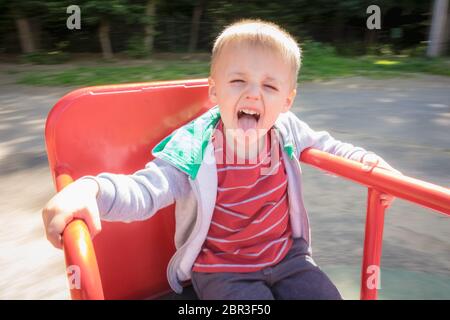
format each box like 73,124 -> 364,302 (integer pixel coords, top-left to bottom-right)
208,77 -> 218,104
283,88 -> 297,112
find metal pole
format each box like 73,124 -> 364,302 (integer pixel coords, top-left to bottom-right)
360,188 -> 387,300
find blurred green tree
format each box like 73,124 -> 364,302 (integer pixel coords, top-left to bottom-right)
0,0 -> 48,53
80,0 -> 136,59
0,0 -> 442,57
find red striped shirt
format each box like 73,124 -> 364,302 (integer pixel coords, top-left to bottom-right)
193,121 -> 292,273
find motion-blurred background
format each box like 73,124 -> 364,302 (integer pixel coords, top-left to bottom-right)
0,0 -> 449,299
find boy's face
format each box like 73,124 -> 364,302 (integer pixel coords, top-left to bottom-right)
208,43 -> 297,144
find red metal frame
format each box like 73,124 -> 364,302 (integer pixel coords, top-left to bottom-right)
300,148 -> 450,300
46,80 -> 450,300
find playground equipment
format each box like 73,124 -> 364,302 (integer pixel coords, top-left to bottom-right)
44,79 -> 450,300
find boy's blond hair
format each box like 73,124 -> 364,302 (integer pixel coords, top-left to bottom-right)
211,19 -> 302,89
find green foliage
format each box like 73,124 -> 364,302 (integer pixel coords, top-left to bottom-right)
400,42 -> 428,57
79,0 -> 145,25
126,36 -> 149,59
302,40 -> 337,57
0,0 -> 444,58
20,51 -> 70,64
2,0 -> 48,17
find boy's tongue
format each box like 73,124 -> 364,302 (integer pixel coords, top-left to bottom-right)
237,114 -> 258,132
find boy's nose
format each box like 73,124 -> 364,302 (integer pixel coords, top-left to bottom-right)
245,84 -> 260,100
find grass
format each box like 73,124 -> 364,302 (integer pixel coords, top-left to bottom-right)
13,44 -> 450,87
300,53 -> 450,81
16,60 -> 211,86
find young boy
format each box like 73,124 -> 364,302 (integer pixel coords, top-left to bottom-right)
42,19 -> 399,300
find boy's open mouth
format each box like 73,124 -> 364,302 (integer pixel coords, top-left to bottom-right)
237,109 -> 260,121
237,108 -> 260,132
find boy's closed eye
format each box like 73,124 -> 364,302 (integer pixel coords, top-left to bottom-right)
264,84 -> 278,91
230,79 -> 278,91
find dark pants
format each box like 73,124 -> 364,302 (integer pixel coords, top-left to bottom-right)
191,238 -> 342,300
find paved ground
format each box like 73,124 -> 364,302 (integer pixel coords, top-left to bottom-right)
0,68 -> 448,299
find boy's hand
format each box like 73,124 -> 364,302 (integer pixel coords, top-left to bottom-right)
361,153 -> 402,208
42,179 -> 101,249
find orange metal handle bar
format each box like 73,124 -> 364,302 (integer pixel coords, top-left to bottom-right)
301,148 -> 449,300
300,148 -> 450,216
56,173 -> 104,300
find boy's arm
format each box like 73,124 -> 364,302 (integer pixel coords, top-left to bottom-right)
294,118 -> 372,163
80,157 -> 189,222
295,119 -> 400,173
292,117 -> 401,207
